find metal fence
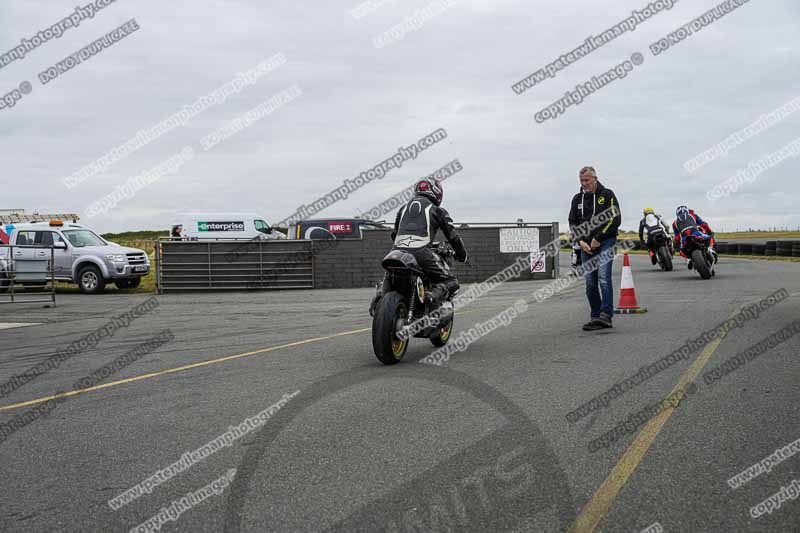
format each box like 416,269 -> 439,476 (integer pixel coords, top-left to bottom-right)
0,245 -> 57,306
155,222 -> 559,292
156,239 -> 315,293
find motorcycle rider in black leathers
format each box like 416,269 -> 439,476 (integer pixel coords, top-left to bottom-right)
369,177 -> 468,315
638,207 -> 672,265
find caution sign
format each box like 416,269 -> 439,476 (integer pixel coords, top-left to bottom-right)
530,251 -> 546,273
499,227 -> 539,253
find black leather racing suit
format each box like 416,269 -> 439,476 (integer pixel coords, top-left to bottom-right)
390,194 -> 468,298
370,194 -> 468,315
638,213 -> 671,262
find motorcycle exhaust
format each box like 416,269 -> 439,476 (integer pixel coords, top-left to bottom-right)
437,301 -> 455,322
397,301 -> 455,340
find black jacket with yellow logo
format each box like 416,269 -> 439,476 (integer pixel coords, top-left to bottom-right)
568,181 -> 621,243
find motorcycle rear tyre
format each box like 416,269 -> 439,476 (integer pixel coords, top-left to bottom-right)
692,249 -> 711,280
657,246 -> 673,272
372,291 -> 409,365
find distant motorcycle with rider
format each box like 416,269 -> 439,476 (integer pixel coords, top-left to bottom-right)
672,206 -> 718,280
639,207 -> 674,272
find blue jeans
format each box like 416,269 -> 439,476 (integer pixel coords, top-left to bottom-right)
581,238 -> 616,319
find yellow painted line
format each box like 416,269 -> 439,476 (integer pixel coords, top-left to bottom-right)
0,323 -> 42,330
569,311 -> 738,533
0,327 -> 370,413
0,297 -> 554,413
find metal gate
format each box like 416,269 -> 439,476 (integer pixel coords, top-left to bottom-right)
156,239 -> 314,293
0,245 -> 57,306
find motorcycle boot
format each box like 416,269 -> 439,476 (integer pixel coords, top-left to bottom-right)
424,284 -> 449,309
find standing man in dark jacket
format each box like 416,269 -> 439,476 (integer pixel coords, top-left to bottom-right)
568,166 -> 622,331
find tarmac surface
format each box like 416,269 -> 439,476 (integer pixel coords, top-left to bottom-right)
0,253 -> 798,532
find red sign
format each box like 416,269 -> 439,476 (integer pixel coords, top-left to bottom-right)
327,222 -> 353,234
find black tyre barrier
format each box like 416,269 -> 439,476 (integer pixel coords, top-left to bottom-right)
765,241 -> 777,256
738,244 -> 753,256
777,241 -> 794,257
751,244 -> 766,256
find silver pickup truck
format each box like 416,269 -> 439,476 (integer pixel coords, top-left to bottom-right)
0,220 -> 150,294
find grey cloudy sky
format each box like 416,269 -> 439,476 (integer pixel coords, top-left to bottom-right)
1,0 -> 798,234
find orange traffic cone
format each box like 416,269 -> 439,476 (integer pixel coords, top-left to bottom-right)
614,253 -> 647,314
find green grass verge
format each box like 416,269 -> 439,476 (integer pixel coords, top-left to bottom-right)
102,230 -> 165,241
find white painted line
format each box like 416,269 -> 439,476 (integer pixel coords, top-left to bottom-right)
0,323 -> 42,330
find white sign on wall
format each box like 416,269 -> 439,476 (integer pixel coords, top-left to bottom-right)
499,227 -> 539,253
530,251 -> 546,273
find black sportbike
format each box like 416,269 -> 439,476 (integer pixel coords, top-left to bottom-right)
681,229 -> 717,280
371,242 -> 456,365
651,232 -> 674,272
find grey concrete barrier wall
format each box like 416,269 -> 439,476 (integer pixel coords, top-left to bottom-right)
313,225 -> 557,290
156,224 -> 557,292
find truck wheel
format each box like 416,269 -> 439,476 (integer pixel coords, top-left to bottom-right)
129,277 -> 141,288
78,265 -> 106,294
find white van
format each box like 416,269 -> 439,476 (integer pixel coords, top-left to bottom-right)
172,213 -> 286,240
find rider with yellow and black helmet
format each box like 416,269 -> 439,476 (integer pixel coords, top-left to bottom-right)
639,207 -> 671,265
